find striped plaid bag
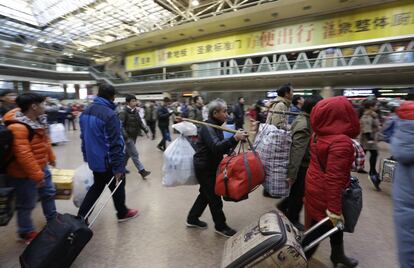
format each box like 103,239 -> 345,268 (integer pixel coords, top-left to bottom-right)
253,123 -> 292,198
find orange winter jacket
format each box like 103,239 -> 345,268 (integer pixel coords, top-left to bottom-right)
3,108 -> 55,182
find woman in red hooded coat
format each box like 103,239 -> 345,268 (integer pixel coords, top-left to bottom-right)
302,96 -> 359,268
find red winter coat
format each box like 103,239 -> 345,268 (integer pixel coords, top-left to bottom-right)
305,97 -> 360,226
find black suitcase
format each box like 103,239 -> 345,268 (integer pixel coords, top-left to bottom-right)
20,176 -> 122,268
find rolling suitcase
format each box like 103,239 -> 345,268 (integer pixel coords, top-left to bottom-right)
221,210 -> 342,268
20,176 -> 122,268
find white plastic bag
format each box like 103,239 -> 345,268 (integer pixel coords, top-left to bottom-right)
72,163 -> 94,208
172,122 -> 197,136
49,123 -> 68,144
162,135 -> 198,187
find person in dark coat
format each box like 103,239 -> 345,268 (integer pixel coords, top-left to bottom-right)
233,97 -> 245,130
118,95 -> 151,179
0,89 -> 17,119
187,99 -> 248,238
157,97 -> 172,151
302,96 -> 359,268
391,101 -> 414,268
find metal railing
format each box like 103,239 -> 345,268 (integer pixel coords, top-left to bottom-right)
0,56 -> 89,72
90,49 -> 414,85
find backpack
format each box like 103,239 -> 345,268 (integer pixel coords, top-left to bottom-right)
0,123 -> 35,172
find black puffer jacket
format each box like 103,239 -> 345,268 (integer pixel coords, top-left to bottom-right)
193,118 -> 238,174
118,106 -> 146,140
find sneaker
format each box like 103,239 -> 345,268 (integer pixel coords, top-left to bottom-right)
18,231 -> 38,245
215,226 -> 237,238
186,219 -> 208,229
118,209 -> 139,223
139,170 -> 151,179
368,173 -> 382,191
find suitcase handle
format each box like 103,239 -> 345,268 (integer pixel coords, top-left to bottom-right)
301,217 -> 344,252
84,176 -> 123,228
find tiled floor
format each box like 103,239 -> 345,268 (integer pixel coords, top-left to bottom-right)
0,130 -> 398,268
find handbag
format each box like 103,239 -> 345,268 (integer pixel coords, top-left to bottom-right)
342,176 -> 363,233
314,135 -> 363,233
215,139 -> 265,202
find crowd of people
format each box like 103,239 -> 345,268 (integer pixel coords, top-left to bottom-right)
1,83 -> 414,268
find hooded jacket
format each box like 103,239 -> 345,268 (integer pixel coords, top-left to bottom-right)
4,108 -> 55,181
305,97 -> 360,223
391,101 -> 414,267
80,97 -> 125,174
267,96 -> 291,130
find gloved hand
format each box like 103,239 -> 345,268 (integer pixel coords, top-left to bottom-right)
326,209 -> 344,227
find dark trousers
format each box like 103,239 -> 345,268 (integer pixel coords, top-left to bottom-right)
278,166 -> 307,223
78,170 -> 128,219
146,120 -> 156,139
158,126 -> 171,149
302,219 -> 344,258
188,169 -> 226,230
367,149 -> 378,174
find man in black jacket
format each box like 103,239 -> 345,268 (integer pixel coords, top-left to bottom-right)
157,97 -> 172,151
233,97 -> 245,130
187,98 -> 248,237
119,95 -> 151,179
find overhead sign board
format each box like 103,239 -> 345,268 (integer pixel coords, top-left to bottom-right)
126,1 -> 414,71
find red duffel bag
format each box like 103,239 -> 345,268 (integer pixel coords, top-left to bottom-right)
215,140 -> 265,201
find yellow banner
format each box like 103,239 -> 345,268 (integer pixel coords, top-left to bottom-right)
126,2 -> 414,71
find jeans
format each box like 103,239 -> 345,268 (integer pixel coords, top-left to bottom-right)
125,137 -> 145,172
12,167 -> 57,234
78,170 -> 128,219
188,169 -> 227,230
158,126 -> 171,149
277,166 -> 307,223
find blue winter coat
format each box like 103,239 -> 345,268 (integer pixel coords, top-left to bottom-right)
80,97 -> 125,174
391,117 -> 414,268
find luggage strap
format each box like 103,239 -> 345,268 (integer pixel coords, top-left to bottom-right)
84,176 -> 123,228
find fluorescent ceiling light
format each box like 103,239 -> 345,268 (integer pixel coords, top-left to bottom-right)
191,0 -> 200,7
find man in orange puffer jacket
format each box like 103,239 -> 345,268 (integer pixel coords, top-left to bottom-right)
3,93 -> 57,244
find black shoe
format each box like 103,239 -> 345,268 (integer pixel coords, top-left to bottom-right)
357,169 -> 368,174
368,173 -> 381,191
215,226 -> 237,238
157,144 -> 165,152
186,219 -> 208,229
331,243 -> 359,268
125,169 -> 130,174
139,170 -> 151,179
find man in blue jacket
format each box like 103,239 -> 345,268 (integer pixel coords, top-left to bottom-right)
78,84 -> 138,222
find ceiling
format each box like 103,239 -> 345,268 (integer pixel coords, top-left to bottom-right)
98,0 -> 398,55
0,0 -> 275,61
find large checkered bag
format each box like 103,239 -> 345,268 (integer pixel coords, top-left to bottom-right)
253,123 -> 292,198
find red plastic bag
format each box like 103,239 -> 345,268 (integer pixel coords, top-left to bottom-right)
215,141 -> 265,201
